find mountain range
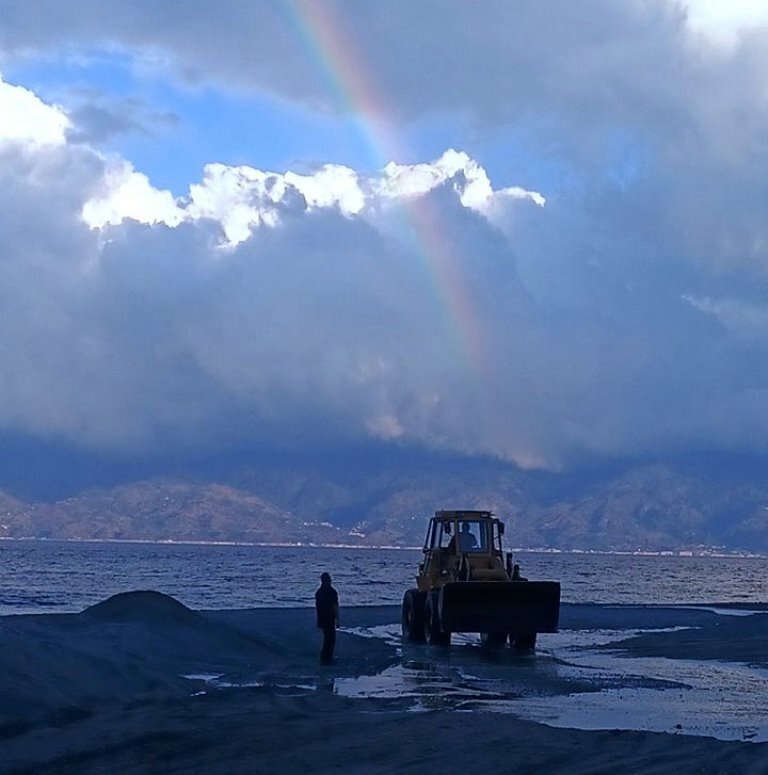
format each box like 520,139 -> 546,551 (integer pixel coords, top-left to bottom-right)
2,450 -> 768,552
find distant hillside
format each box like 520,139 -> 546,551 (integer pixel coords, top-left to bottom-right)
2,456 -> 768,551
0,479 -> 359,545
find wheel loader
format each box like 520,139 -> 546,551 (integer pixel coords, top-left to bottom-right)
401,510 -> 560,649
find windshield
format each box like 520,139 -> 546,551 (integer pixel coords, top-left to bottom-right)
458,520 -> 483,552
429,519 -> 487,552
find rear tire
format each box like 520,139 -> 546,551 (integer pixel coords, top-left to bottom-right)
401,589 -> 426,643
481,632 -> 507,648
424,592 -> 451,646
510,632 -> 537,651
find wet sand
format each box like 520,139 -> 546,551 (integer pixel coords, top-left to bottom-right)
2,592 -> 768,774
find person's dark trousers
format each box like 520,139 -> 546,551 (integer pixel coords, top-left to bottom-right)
320,626 -> 336,664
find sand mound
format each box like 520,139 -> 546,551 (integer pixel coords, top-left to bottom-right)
82,590 -> 203,626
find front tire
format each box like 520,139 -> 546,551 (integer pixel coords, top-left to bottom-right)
401,589 -> 426,643
424,592 -> 451,646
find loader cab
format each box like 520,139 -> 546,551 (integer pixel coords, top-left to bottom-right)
418,510 -> 507,591
426,510 -> 503,555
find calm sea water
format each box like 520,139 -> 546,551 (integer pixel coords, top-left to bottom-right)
2,540 -> 768,616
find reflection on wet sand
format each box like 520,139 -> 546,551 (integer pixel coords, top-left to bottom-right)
337,614 -> 768,742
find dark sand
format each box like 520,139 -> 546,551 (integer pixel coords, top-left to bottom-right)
3,592 -> 768,774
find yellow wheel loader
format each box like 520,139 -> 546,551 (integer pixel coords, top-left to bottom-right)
401,510 -> 560,649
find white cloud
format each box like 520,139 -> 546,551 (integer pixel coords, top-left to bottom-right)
185,163 -> 294,244
365,414 -> 405,440
376,149 -> 545,211
83,148 -> 544,247
181,161 -> 368,245
82,158 -> 184,228
683,294 -> 768,340
285,165 -> 366,214
0,74 -> 69,145
677,0 -> 768,49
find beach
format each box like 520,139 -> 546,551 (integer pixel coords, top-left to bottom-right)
3,592 -> 768,774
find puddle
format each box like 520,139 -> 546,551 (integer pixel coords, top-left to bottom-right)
182,673 -> 318,693
340,624 -> 403,647
334,636 -> 567,713
183,619 -> 768,741
183,673 -> 263,688
679,607 -> 763,618
334,661 -> 512,711
508,655 -> 768,742
341,623 -> 479,649
335,625 -> 768,742
182,673 -> 225,682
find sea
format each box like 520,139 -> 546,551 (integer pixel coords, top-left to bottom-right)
2,539 -> 768,616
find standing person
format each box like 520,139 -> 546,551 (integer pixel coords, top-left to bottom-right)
315,572 -> 339,665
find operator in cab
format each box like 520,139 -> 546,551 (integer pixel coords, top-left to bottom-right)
457,522 -> 478,552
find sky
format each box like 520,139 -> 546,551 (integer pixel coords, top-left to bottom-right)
1,0 -> 768,479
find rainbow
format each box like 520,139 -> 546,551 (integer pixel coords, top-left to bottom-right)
280,0 -> 491,376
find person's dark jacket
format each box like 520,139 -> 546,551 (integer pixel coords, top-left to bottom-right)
315,583 -> 338,629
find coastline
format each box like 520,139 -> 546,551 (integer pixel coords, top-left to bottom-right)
2,535 -> 765,558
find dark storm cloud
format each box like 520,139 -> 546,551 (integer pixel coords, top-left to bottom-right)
0,2 -> 748,160
0,2 -> 691,139
0,133 -> 544,462
64,97 -> 179,146
1,130 -> 766,469
66,103 -> 145,143
1,2 -> 768,468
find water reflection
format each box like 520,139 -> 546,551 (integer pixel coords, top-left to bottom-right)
337,618 -> 768,742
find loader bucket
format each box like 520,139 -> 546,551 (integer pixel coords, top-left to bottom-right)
439,581 -> 561,634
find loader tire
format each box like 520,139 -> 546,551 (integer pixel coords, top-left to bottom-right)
424,592 -> 450,647
401,589 -> 426,643
481,632 -> 507,648
510,632 -> 537,652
